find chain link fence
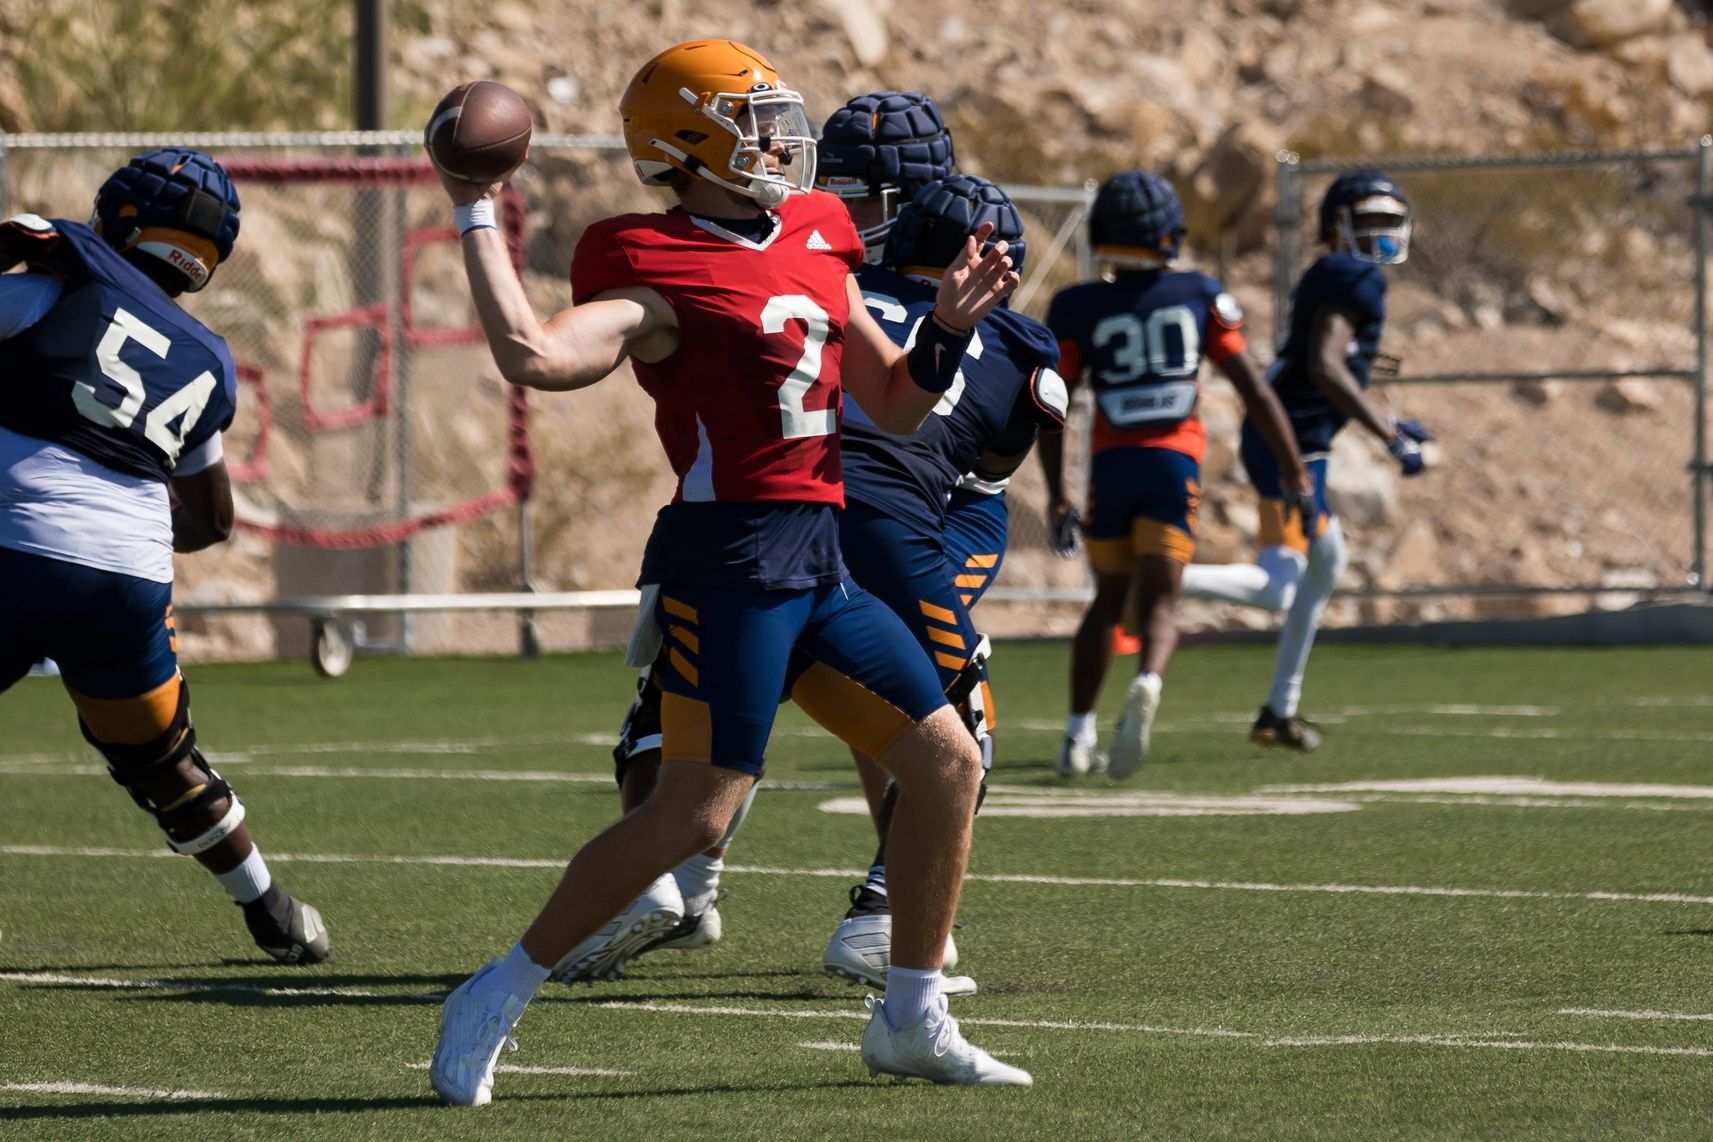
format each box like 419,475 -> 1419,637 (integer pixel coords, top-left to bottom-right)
0,132 -> 1097,659
6,132 -> 1704,660
1269,146 -> 1710,621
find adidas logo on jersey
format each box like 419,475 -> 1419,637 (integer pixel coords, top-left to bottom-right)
806,229 -> 832,251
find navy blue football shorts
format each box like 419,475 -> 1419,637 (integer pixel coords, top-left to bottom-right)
1084,446 -> 1201,572
941,488 -> 1008,608
0,545 -> 185,745
652,577 -> 947,775
839,500 -> 984,693
1240,418 -> 1331,553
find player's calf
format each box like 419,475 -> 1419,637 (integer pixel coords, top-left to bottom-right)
76,674 -> 330,963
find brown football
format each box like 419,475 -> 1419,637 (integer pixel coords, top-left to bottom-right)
424,81 -> 533,183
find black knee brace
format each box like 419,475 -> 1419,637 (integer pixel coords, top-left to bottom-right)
82,680 -> 245,856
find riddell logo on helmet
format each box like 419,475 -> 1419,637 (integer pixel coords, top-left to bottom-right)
142,240 -> 210,287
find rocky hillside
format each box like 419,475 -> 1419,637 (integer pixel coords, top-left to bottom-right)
4,0 -> 1710,657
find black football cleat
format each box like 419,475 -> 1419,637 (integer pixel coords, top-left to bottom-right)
1250,706 -> 1323,752
242,885 -> 332,964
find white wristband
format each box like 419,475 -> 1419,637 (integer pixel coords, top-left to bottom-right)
454,199 -> 497,235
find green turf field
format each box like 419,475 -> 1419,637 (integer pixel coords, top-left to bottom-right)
2,641 -> 1711,1139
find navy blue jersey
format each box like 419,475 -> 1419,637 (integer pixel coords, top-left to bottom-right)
841,265 -> 1063,533
0,217 -> 237,483
1046,269 -> 1246,460
1269,252 -> 1387,452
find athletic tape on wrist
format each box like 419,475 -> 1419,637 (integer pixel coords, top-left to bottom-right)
454,199 -> 497,235
905,312 -> 973,393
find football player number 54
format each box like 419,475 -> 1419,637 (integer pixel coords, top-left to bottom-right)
76,306 -> 219,462
762,294 -> 836,440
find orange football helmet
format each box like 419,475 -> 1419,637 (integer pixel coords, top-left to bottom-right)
619,39 -> 816,208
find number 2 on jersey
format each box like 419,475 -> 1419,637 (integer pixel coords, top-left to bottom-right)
761,294 -> 836,440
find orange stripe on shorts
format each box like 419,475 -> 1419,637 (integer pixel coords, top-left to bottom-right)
67,672 -> 182,746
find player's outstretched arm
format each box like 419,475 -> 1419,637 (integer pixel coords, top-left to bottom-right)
440,173 -> 675,392
1218,350 -> 1314,506
842,222 -> 1019,435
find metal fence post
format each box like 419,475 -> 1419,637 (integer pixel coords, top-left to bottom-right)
1272,151 -> 1301,352
1078,178 -> 1097,282
1694,136 -> 1711,591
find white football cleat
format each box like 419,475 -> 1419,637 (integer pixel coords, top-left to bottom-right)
823,888 -> 969,992
824,911 -> 890,988
1054,736 -> 1106,778
1107,672 -> 1163,780
861,994 -> 1031,1086
550,873 -> 683,984
648,889 -> 723,953
429,959 -> 528,1107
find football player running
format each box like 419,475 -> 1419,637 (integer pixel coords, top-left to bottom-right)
561,170 -> 1064,996
427,43 -> 1030,1104
1040,170 -> 1312,779
0,150 -> 330,965
1182,170 -> 1431,750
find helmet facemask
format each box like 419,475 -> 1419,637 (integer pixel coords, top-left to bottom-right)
817,177 -> 901,262
1335,194 -> 1411,264
652,84 -> 817,208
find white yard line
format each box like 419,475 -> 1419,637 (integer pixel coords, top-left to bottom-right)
6,845 -> 1712,906
0,970 -> 413,1000
1559,1008 -> 1713,1022
6,974 -> 1707,1065
404,1061 -> 631,1077
1266,778 -> 1713,800
1262,1034 -> 1713,1058
0,761 -> 851,792
1,1081 -> 224,1099
584,1000 -> 1256,1040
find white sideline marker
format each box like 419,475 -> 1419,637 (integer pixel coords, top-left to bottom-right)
1,1081 -> 224,1100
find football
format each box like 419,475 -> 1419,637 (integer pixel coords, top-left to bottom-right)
424,81 -> 533,183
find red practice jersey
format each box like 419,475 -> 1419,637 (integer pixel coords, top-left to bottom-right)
571,190 -> 863,505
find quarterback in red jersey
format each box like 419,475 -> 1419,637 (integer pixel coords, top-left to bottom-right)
427,40 -> 1030,1105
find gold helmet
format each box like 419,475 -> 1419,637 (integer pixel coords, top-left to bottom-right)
619,39 -> 816,209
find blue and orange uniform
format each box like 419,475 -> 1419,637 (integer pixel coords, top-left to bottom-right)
1240,250 -> 1388,551
841,262 -> 1063,710
1048,269 -> 1248,571
570,190 -> 948,773
0,216 -> 236,719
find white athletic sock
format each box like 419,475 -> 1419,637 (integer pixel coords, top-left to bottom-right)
883,965 -> 943,1029
488,940 -> 551,999
1182,547 -> 1305,612
214,845 -> 271,905
1182,562 -> 1272,604
1066,711 -> 1097,745
1267,519 -> 1347,718
673,853 -> 724,904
